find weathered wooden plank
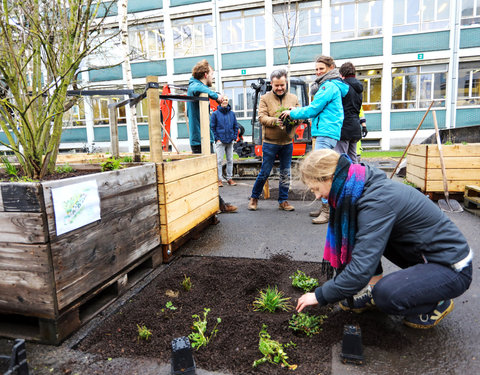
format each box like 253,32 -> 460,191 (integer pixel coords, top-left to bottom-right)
423,143 -> 480,157
159,182 -> 218,224
408,154 -> 480,169
0,270 -> 55,317
161,197 -> 219,244
425,180 -> 480,193
408,144 -> 427,157
406,164 -> 426,180
0,212 -> 48,244
422,168 -> 480,180
157,154 -> 217,184
158,168 -> 217,204
0,188 -> 4,211
0,243 -> 51,272
0,183 -> 43,212
405,173 -> 426,191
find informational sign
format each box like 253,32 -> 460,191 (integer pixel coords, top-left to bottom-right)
241,69 -> 247,75
51,180 -> 101,235
417,53 -> 424,60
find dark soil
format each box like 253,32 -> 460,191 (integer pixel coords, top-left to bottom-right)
0,170 -> 99,182
77,255 -> 411,375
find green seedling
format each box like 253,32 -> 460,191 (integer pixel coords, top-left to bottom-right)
402,179 -> 417,188
253,286 -> 293,313
1,156 -> 18,177
100,157 -> 122,171
121,156 -> 133,163
253,324 -> 297,370
275,106 -> 296,130
55,163 -> 75,173
290,270 -> 319,292
136,324 -> 152,341
188,308 -> 221,350
289,312 -> 327,337
181,275 -> 192,291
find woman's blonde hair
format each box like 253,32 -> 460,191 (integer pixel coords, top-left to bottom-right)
298,149 -> 340,185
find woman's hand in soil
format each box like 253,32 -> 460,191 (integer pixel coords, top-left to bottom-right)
296,292 -> 318,312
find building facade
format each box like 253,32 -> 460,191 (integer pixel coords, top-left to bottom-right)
24,0 -> 480,152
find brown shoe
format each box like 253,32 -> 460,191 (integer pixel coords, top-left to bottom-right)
248,197 -> 258,211
218,180 -> 224,187
227,179 -> 237,186
221,203 -> 237,213
279,201 -> 295,211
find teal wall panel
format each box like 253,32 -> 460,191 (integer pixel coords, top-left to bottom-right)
96,1 -> 118,18
171,0 -> 210,6
138,124 -> 150,140
222,50 -> 266,70
93,126 -> 128,142
0,131 -> 15,145
390,110 -> 446,131
364,112 -> 381,132
128,0 -> 162,12
331,38 -> 383,59
460,28 -> 480,49
132,61 -> 167,78
456,108 -> 480,127
60,128 -> 87,143
174,55 -> 215,74
392,31 -> 449,54
274,44 -> 322,65
238,119 -> 252,136
89,65 -> 123,82
177,122 -> 188,138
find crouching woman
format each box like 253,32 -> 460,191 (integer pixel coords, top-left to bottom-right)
296,149 -> 473,329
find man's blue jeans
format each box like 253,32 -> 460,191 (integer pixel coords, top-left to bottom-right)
372,262 -> 472,317
251,142 -> 293,203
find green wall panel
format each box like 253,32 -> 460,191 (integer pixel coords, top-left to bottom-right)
94,126 -> 128,142
392,31 -> 449,54
274,44 -> 322,65
390,110 -> 446,131
132,61 -> 167,78
96,1 -> 118,18
460,28 -> 480,49
174,55 -> 215,75
456,108 -> 480,127
331,38 -> 383,59
364,112 -> 381,132
60,128 -> 87,143
128,0 -> 162,12
170,0 -> 210,6
89,65 -> 123,82
222,50 -> 266,70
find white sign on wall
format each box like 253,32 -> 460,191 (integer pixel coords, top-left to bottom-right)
51,180 -> 101,235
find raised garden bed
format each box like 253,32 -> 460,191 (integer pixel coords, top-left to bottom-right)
77,255 -> 410,374
0,163 -> 161,344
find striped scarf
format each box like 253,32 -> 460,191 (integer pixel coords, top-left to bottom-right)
322,155 -> 366,277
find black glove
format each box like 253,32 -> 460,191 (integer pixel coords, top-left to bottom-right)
361,126 -> 368,138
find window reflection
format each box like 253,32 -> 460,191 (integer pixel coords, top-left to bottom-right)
331,0 -> 383,40
457,62 -> 480,106
172,15 -> 213,57
221,8 -> 265,52
393,0 -> 449,33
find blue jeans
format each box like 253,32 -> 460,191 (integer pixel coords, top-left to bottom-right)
314,136 -> 337,150
251,142 -> 293,203
372,263 -> 472,317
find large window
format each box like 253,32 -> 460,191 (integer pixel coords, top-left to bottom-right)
331,0 -> 383,40
91,98 -> 127,126
462,0 -> 480,25
357,69 -> 382,110
129,23 -> 165,60
273,1 -> 322,47
393,0 -> 450,34
221,8 -> 265,52
172,15 -> 213,57
391,64 -> 447,109
222,80 -> 257,119
457,62 -> 480,106
63,100 -> 86,127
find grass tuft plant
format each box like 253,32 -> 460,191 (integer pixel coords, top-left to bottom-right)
188,308 -> 221,350
290,270 -> 319,292
55,163 -> 75,173
137,324 -> 152,341
253,324 -> 297,370
181,275 -> 192,291
100,157 -> 122,171
289,312 -> 328,337
253,286 -> 292,313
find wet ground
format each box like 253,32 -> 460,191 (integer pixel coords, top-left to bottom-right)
1,159 -> 479,374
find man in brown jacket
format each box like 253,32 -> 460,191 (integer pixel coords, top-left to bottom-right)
248,69 -> 299,211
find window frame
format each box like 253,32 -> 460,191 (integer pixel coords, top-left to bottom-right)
172,14 -> 214,57
393,0 -> 450,34
357,69 -> 382,111
457,62 -> 480,106
129,22 -> 166,61
220,8 -> 265,53
461,0 -> 480,26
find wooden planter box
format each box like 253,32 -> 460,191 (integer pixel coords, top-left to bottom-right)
0,164 -> 161,344
156,154 -> 219,261
406,143 -> 480,193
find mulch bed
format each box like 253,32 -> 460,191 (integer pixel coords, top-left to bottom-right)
77,255 -> 411,374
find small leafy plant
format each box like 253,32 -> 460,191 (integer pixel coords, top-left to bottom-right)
275,106 -> 296,132
181,275 -> 192,291
188,308 -> 221,350
137,324 -> 152,341
253,324 -> 297,370
100,157 -> 122,171
121,156 -> 133,163
289,312 -> 327,337
158,301 -> 177,319
253,286 -> 292,313
55,163 -> 75,173
290,270 -> 319,292
1,157 -> 36,182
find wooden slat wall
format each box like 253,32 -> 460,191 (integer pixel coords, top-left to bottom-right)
407,144 -> 480,192
42,163 -> 161,310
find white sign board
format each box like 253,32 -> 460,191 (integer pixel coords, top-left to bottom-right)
51,180 -> 101,235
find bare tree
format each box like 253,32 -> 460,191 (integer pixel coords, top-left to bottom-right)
0,0 -> 111,179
